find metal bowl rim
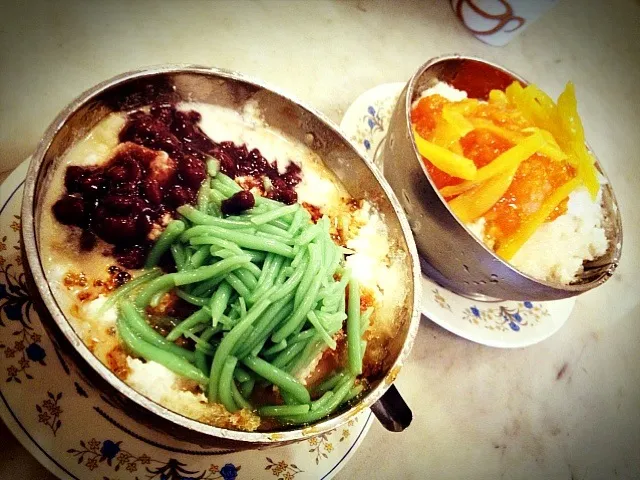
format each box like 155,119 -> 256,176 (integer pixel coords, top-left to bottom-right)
20,64 -> 422,444
402,53 -> 623,294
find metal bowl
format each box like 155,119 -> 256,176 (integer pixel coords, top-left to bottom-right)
381,54 -> 622,301
20,65 -> 421,450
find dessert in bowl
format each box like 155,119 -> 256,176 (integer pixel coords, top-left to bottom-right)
381,55 -> 622,301
21,66 -> 421,448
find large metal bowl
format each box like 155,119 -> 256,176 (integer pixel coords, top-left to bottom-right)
381,54 -> 622,301
20,65 -> 421,450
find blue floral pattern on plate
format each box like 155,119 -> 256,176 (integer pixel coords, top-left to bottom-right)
1,217 -> 47,383
355,102 -> 389,152
463,300 -> 547,333
68,438 -> 241,478
340,82 -> 405,166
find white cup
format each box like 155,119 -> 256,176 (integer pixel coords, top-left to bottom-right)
451,0 -> 558,46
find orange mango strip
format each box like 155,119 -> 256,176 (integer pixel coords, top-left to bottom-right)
448,165 -> 519,223
496,177 -> 582,261
439,132 -> 545,197
472,121 -> 567,162
413,128 -> 477,180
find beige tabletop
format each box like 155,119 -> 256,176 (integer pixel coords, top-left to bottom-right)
1,1 -> 640,479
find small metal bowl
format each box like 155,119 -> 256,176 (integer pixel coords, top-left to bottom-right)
20,65 -> 421,450
381,54 -> 622,301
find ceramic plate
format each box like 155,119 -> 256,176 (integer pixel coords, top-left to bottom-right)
340,83 -> 576,349
0,160 -> 373,480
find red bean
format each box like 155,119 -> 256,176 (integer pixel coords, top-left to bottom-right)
54,102 -> 303,272
165,184 -> 194,207
150,104 -> 173,123
136,209 -> 155,238
94,213 -> 139,243
52,195 -> 85,226
282,163 -> 302,186
79,230 -> 97,251
79,172 -> 107,197
119,114 -> 181,155
269,188 -> 297,205
217,151 -> 237,177
221,190 -> 255,215
114,270 -> 132,287
143,178 -> 163,205
178,156 -> 206,190
114,245 -> 147,270
107,157 -> 143,183
64,166 -> 89,193
103,195 -> 145,215
113,181 -> 140,196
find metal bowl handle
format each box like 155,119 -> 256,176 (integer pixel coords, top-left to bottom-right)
370,385 -> 413,432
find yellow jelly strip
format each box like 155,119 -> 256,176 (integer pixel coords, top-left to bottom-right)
505,82 -> 527,114
496,177 -> 581,261
449,141 -> 464,155
471,118 -> 567,162
432,107 -> 474,149
522,90 -> 546,124
470,118 -> 523,143
526,84 -> 556,110
505,81 -> 525,101
557,82 -> 585,145
520,127 -> 568,162
442,107 -> 474,136
550,82 -> 579,153
521,127 -> 558,148
439,132 -> 545,197
557,82 -> 599,199
504,82 -> 579,165
539,144 -> 568,163
506,81 -> 558,128
413,128 -> 477,180
432,119 -> 465,149
445,98 -> 479,116
506,82 -> 554,135
449,165 -> 518,223
521,85 -> 554,127
525,85 -> 557,124
572,141 -> 600,199
503,81 -> 571,162
489,89 -> 508,106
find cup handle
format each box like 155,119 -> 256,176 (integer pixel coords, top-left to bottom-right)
370,385 -> 413,432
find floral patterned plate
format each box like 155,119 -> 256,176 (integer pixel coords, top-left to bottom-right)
0,160 -> 373,480
340,84 -> 576,349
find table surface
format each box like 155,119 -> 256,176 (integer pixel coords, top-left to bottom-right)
1,1 -> 639,479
